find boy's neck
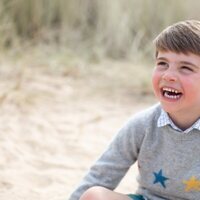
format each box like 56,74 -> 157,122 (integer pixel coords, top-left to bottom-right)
168,112 -> 200,131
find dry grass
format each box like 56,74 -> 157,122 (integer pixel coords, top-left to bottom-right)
1,0 -> 200,60
0,44 -> 155,101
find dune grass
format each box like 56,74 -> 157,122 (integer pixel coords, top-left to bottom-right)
0,0 -> 200,61
0,0 -> 200,102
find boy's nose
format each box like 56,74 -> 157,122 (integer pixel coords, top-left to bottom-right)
162,71 -> 177,82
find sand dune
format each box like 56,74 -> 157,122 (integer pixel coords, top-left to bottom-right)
0,65 -> 154,200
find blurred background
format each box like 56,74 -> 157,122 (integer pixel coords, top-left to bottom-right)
0,1 -> 200,200
1,0 -> 200,61
1,0 -> 200,98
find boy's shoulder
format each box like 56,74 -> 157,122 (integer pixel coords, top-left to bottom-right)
130,103 -> 161,122
124,103 -> 162,130
117,103 -> 162,145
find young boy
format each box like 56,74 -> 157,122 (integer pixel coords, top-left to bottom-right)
69,20 -> 200,200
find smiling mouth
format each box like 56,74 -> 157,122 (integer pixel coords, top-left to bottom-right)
162,87 -> 183,100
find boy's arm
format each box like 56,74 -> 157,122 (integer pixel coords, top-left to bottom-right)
69,116 -> 145,200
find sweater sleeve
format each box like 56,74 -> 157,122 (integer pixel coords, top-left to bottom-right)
68,113 -> 146,200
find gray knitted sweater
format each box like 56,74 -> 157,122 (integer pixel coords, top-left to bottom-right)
69,104 -> 200,200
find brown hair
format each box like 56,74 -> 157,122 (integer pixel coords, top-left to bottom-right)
154,20 -> 200,57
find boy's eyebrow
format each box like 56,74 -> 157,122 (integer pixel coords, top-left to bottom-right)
156,57 -> 167,61
156,57 -> 199,68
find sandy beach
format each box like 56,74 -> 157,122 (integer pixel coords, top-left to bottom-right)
0,62 -> 155,200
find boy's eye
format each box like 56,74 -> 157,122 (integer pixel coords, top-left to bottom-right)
181,66 -> 193,72
156,61 -> 168,69
157,61 -> 167,66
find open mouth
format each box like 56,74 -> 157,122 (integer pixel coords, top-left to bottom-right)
162,87 -> 182,100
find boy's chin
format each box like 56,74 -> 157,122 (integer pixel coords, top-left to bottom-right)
160,103 -> 179,114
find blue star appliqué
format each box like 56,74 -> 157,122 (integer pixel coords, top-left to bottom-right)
153,169 -> 169,188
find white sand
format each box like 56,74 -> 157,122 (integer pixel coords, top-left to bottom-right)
0,65 -> 155,200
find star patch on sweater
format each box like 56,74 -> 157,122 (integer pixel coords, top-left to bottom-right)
153,169 -> 169,188
183,176 -> 200,192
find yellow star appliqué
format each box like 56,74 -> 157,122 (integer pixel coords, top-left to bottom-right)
183,176 -> 200,192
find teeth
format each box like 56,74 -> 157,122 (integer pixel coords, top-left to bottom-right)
162,87 -> 180,94
164,93 -> 181,99
162,87 -> 182,100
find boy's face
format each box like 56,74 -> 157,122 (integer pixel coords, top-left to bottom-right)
152,51 -> 200,117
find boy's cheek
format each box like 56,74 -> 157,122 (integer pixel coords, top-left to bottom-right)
151,73 -> 160,89
151,75 -> 161,99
